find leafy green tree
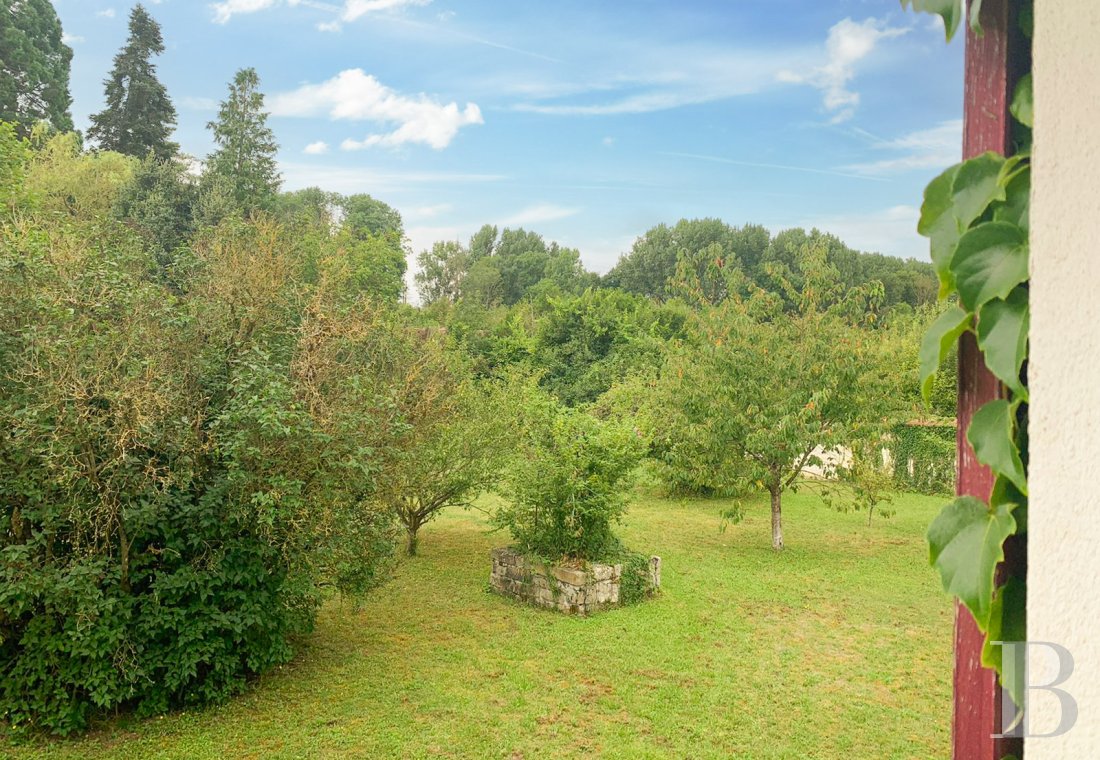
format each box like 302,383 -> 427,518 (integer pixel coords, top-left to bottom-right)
370,336 -> 514,555
204,67 -> 280,213
342,193 -> 403,239
644,243 -> 897,550
416,239 -> 469,305
87,4 -> 177,160
608,219 -> 767,301
0,0 -> 73,135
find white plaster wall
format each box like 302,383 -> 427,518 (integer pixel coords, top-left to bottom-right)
1027,0 -> 1100,753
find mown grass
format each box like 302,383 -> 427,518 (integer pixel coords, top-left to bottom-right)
6,489 -> 953,759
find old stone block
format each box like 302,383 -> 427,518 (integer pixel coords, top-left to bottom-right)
550,566 -> 588,586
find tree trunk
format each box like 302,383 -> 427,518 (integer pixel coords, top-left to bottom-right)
405,524 -> 420,557
770,486 -> 784,551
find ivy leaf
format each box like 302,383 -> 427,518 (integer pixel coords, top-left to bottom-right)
920,305 -> 971,403
993,167 -> 1030,234
976,287 -> 1029,399
917,164 -> 962,296
951,222 -> 1029,311
968,399 -> 1027,494
952,152 -> 1008,231
982,576 -> 1027,710
901,0 -> 964,40
928,496 -> 1016,629
1010,72 -> 1033,128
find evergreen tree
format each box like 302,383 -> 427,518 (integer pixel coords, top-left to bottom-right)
204,67 -> 280,212
87,4 -> 177,159
0,0 -> 74,135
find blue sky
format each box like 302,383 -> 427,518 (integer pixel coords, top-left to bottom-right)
54,0 -> 964,283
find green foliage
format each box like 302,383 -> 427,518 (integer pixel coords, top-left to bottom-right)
927,496 -> 1016,636
496,400 -> 643,562
640,243 -> 901,549
369,331 -> 516,555
0,121 -> 31,212
904,0 -> 1031,708
0,150 -> 401,734
0,0 -> 73,134
889,422 -> 955,495
112,154 -> 197,274
25,132 -> 136,218
86,4 -> 178,160
204,68 -> 281,214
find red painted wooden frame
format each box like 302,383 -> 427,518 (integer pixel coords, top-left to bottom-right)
954,0 -> 1028,757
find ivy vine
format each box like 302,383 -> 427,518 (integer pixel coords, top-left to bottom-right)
902,0 -> 1032,710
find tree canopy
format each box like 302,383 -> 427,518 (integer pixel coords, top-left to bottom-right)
0,0 -> 73,134
87,4 -> 177,160
204,67 -> 280,213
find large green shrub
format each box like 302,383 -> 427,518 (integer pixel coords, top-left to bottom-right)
0,143 -> 399,734
495,400 -> 643,562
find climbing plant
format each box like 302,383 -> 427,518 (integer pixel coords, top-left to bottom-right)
902,0 -> 1032,710
890,422 -> 956,496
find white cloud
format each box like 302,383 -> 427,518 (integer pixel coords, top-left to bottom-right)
602,137 -> 615,147
211,0 -> 277,24
405,203 -> 453,220
497,203 -> 579,227
304,140 -> 330,155
181,96 -> 218,111
62,32 -> 84,44
96,8 -> 116,17
777,17 -> 908,123
342,0 -> 430,22
210,0 -> 427,24
271,69 -> 483,150
799,205 -> 924,259
841,119 -> 961,175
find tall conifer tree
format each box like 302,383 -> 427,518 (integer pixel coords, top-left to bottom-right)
0,0 -> 74,135
204,67 -> 281,211
87,4 -> 177,159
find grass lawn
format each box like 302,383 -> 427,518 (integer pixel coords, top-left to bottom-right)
6,489 -> 953,759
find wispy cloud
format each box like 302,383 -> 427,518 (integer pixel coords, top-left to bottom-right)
511,47 -> 790,116
303,141 -> 330,155
840,119 -> 961,175
777,17 -> 908,123
271,69 -> 483,150
62,32 -> 84,44
405,203 -> 453,220
342,0 -> 430,22
96,8 -> 116,17
498,203 -> 580,227
211,0 -> 276,24
660,151 -> 889,182
210,0 -> 427,25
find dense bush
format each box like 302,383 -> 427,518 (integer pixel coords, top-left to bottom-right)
494,398 -> 643,562
0,134 -> 401,734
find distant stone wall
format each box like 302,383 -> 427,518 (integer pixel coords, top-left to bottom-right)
489,547 -> 660,615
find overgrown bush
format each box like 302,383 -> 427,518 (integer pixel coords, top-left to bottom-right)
0,138 -> 401,734
494,399 -> 643,562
